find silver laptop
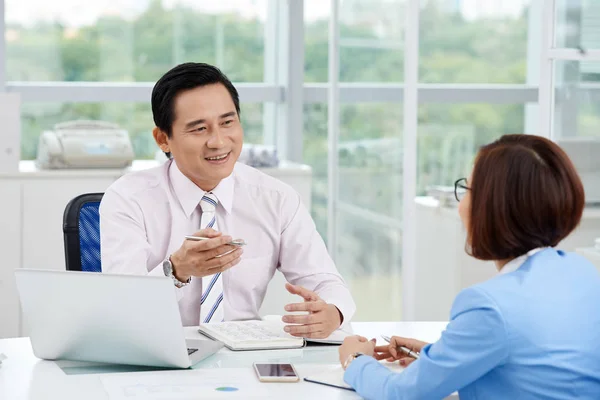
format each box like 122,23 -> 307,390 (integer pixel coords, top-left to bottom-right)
15,269 -> 224,368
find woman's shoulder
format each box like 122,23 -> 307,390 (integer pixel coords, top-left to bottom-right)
449,285 -> 503,319
451,249 -> 600,319
526,249 -> 600,285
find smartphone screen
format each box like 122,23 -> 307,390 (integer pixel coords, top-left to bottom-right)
255,363 -> 297,378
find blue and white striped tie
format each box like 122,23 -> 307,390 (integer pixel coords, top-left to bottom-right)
199,192 -> 224,324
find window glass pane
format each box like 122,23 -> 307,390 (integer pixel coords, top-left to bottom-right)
304,1 -> 330,83
303,103 -> 403,321
415,104 -> 524,319
417,103 -> 525,192
6,0 -> 267,82
21,102 -> 265,160
552,60 -> 600,204
552,60 -> 600,140
420,0 -> 531,83
306,0 -> 532,84
305,0 -> 405,83
303,103 -> 329,236
555,0 -> 600,49
338,103 -> 403,321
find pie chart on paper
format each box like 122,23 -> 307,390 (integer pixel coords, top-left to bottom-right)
215,386 -> 239,392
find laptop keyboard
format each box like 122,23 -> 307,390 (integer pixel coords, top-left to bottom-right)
187,348 -> 198,355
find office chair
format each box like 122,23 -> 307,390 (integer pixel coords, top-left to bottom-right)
63,193 -> 104,272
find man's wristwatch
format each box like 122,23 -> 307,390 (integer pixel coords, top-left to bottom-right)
343,352 -> 364,370
162,257 -> 191,288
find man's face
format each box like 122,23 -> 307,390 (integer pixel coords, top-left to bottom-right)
160,83 -> 243,190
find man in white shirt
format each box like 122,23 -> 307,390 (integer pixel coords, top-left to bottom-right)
100,62 -> 355,339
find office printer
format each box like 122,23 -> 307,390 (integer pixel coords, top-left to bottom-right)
36,120 -> 134,169
558,137 -> 600,204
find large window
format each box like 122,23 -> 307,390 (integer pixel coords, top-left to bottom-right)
5,0 -> 272,160
541,0 -> 600,140
417,103 -> 526,193
6,0 -> 267,82
337,103 -> 403,321
420,0 -> 530,84
303,103 -> 329,236
303,0 -> 534,320
305,0 -> 404,83
304,102 -> 403,321
1,0 -> 554,322
304,0 -> 406,321
554,0 -> 600,50
553,60 -> 600,139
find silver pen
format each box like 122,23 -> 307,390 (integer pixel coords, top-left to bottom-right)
185,235 -> 246,246
381,335 -> 420,359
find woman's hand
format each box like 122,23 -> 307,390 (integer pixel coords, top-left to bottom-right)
338,336 -> 376,366
374,336 -> 429,367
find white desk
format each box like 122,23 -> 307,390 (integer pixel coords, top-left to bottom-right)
0,322 -> 454,400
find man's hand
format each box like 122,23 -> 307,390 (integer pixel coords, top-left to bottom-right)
281,283 -> 342,339
374,336 -> 428,367
170,228 -> 243,281
339,336 -> 376,367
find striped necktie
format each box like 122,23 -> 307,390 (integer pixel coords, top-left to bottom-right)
199,192 -> 224,324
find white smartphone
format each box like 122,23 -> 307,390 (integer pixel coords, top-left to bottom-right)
253,363 -> 300,382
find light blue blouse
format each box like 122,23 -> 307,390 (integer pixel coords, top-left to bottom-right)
344,249 -> 600,399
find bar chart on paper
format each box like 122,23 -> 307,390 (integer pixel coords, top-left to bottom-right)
100,369 -> 268,399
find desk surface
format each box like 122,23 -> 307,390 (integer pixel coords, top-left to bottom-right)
0,322 -> 448,400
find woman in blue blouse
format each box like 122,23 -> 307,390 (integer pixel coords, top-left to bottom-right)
339,134 -> 600,399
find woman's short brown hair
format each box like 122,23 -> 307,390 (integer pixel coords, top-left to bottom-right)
468,134 -> 585,261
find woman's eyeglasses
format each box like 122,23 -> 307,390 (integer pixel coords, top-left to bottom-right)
454,178 -> 470,202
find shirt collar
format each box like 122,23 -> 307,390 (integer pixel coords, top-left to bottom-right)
499,247 -> 547,275
168,159 -> 235,217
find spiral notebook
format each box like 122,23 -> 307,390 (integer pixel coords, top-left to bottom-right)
304,362 -> 405,391
304,366 -> 354,390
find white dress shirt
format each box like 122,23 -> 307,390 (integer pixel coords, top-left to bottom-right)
99,159 -> 356,326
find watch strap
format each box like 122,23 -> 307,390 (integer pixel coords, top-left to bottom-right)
163,258 -> 190,288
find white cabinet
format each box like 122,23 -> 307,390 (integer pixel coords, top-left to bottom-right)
0,182 -> 22,338
0,161 -> 312,338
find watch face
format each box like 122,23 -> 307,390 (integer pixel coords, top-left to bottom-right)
162,259 -> 172,277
